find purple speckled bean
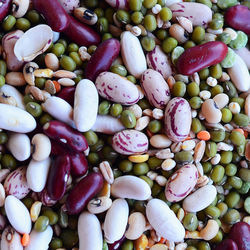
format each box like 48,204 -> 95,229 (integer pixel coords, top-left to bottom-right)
165,164 -> 198,202
141,69 -> 171,109
105,0 -> 129,10
170,2 -> 212,27
95,72 -> 140,105
112,130 -> 148,155
146,45 -> 173,79
164,97 -> 192,142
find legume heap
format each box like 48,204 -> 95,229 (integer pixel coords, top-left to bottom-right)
0,0 -> 249,249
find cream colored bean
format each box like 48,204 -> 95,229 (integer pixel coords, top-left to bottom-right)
135,116 -> 150,131
5,72 -> 26,86
126,104 -> 142,119
0,226 -> 23,250
213,93 -> 229,109
156,148 -> 174,159
169,24 -> 188,44
31,134 -> 51,161
0,92 -> 17,106
201,99 -> 222,123
53,70 -> 76,79
45,53 -> 60,71
30,201 -> 42,222
58,78 -> 75,86
245,94 -> 250,118
200,220 -> 219,240
23,62 -> 39,86
111,175 -> 151,200
235,47 -> 250,70
161,158 -> 176,171
0,183 -> 5,207
99,161 -> 114,184
87,197 -> 112,214
104,199 -> 129,244
74,7 -> 98,25
12,0 -> 30,18
176,16 -> 193,33
150,134 -> 172,149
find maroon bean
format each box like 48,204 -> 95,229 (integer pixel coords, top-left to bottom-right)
46,155 -> 71,201
57,87 -> 75,106
63,16 -> 101,46
0,0 -> 11,22
85,38 -> 120,81
69,152 -> 88,177
33,0 -> 69,32
228,222 -> 250,250
43,120 -> 88,152
213,239 -> 238,250
50,139 -> 69,156
38,188 -> 57,207
176,41 -> 228,75
225,5 -> 250,35
66,172 -> 103,215
108,235 -> 126,250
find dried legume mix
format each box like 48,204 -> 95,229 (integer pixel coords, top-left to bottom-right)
0,0 -> 249,249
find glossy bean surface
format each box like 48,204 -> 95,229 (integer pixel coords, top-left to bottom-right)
57,87 -> 75,106
0,0 -> 11,22
69,152 -> 88,177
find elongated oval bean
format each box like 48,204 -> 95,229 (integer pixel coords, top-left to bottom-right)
70,152 -> 88,177
176,41 -> 228,75
66,172 -> 104,214
85,38 -> 120,81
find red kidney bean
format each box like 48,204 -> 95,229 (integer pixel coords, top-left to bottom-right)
108,235 -> 126,250
57,87 -> 75,106
38,188 -> 57,207
176,41 -> 228,75
63,16 -> 101,46
85,38 -> 120,81
66,172 -> 103,215
43,120 -> 88,152
0,0 -> 11,22
213,239 -> 238,250
225,5 -> 250,35
69,152 -> 88,177
46,155 -> 71,201
33,0 -> 69,32
50,139 -> 69,156
228,222 -> 250,250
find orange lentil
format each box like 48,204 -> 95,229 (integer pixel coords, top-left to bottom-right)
159,237 -> 166,244
21,233 -> 30,247
52,80 -> 61,92
197,131 -> 211,141
183,136 -> 192,141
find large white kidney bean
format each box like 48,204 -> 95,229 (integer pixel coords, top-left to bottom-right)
201,99 -> 222,124
245,94 -> 250,118
26,158 -> 51,192
112,130 -> 148,155
165,164 -> 198,202
111,175 -> 151,200
227,54 -> 250,92
91,115 -> 125,134
7,133 -> 31,161
235,47 -> 250,70
74,79 -> 98,132
121,31 -> 147,79
31,134 -> 51,161
164,97 -> 192,142
5,195 -> 32,234
170,2 -> 212,27
78,212 -> 103,250
141,69 -> 171,109
183,185 -> 217,212
95,72 -> 139,105
42,96 -> 75,128
0,226 -> 23,250
0,104 -> 36,133
103,199 -> 129,244
146,45 -> 173,79
4,167 -> 30,199
146,199 -> 185,242
24,226 -> 53,250
0,84 -> 25,110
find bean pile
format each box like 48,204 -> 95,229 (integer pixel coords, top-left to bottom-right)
0,0 -> 249,249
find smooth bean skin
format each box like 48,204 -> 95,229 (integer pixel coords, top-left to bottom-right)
63,16 -> 101,46
176,41 -> 228,75
69,152 -> 88,177
228,222 -> 250,250
85,38 -> 120,81
225,5 -> 250,35
0,0 -> 11,22
66,172 -> 104,214
43,120 -> 88,152
50,139 -> 69,156
108,235 -> 126,250
57,87 -> 75,106
46,155 -> 70,201
214,239 -> 238,250
33,0 -> 69,32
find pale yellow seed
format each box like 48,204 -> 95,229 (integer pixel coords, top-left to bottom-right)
30,201 -> 42,222
128,154 -> 149,163
34,69 -> 53,78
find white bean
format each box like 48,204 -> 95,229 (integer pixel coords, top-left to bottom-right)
31,134 -> 51,161
0,226 -> 23,250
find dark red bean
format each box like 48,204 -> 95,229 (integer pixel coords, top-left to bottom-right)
57,87 -> 75,106
63,16 -> 101,46
225,5 -> 250,35
43,120 -> 88,152
70,152 -> 88,177
213,239 -> 238,250
108,235 -> 126,250
46,155 -> 71,201
66,172 -> 103,215
33,0 -> 69,32
0,0 -> 11,22
38,188 -> 57,207
228,222 -> 250,250
176,41 -> 228,75
85,38 -> 120,81
50,139 -> 69,156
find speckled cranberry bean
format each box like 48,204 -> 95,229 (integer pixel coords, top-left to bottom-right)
105,0 -> 129,10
